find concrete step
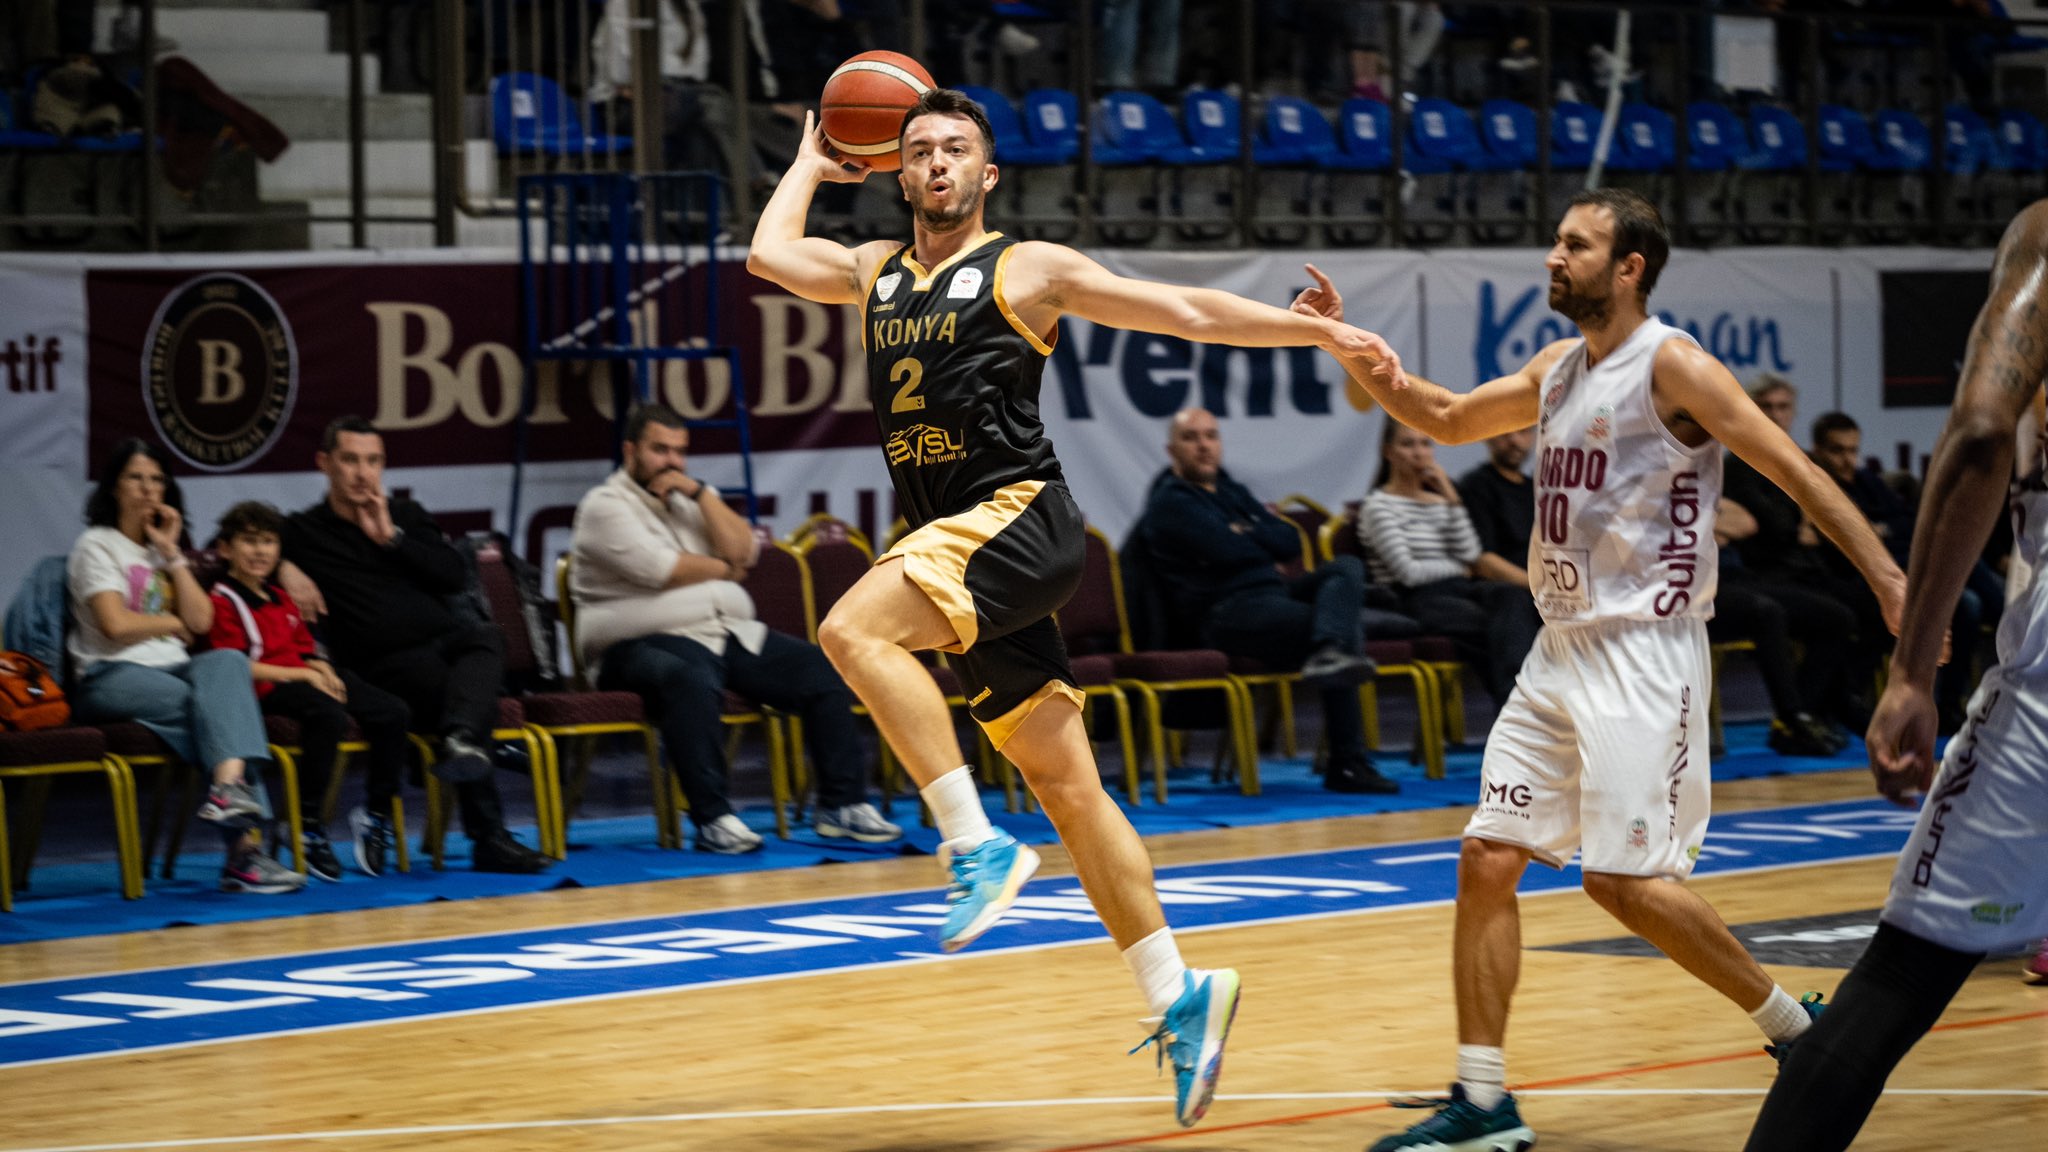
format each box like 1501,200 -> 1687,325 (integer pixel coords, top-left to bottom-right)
155,0 -> 322,10
258,138 -> 494,199
157,8 -> 331,51
243,92 -> 433,142
287,197 -> 515,250
166,47 -> 381,97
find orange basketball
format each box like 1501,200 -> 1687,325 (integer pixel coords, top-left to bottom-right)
819,51 -> 935,172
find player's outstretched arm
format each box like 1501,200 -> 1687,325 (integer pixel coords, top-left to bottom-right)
1010,243 -> 1406,377
1290,263 -> 1554,445
746,111 -> 894,304
1869,203 -> 2048,799
1656,337 -> 1907,620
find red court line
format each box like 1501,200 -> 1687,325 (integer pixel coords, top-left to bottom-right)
1037,1007 -> 2048,1152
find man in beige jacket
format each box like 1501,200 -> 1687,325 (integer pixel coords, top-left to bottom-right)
569,404 -> 901,852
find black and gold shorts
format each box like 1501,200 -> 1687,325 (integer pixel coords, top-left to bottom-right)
878,479 -> 1087,748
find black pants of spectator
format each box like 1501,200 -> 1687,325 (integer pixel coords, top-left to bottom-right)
261,670 -> 411,831
1396,577 -> 1541,705
598,630 -> 871,823
349,623 -> 510,841
1825,572 -> 1983,726
1711,573 -> 1849,723
1203,556 -> 1373,765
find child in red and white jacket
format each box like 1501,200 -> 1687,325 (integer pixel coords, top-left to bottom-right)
210,501 -> 412,880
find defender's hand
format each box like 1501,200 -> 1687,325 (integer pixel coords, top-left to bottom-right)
1290,263 -> 1343,322
1322,322 -> 1407,388
1867,678 -> 1939,807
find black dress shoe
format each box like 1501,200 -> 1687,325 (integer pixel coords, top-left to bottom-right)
1300,645 -> 1379,689
435,731 -> 494,784
1767,714 -> 1848,758
1325,759 -> 1401,794
472,832 -> 553,873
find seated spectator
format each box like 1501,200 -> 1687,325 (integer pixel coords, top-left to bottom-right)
280,417 -> 551,874
1725,373 -> 1875,727
208,501 -> 412,879
1453,426 -> 1545,683
1710,498 -> 1850,756
1810,410 -> 1985,732
586,0 -> 749,198
1361,419 -> 1527,706
570,404 -> 903,850
66,439 -> 302,894
1140,408 -> 1397,794
1349,1 -> 1445,100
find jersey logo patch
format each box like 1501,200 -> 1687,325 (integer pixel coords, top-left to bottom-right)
947,267 -> 984,299
876,272 -> 903,302
1587,403 -> 1614,441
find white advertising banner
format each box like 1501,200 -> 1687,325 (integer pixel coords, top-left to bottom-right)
0,244 -> 1989,612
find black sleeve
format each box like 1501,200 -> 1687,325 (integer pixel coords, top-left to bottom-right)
1234,488 -> 1306,562
1459,470 -> 1507,556
387,500 -> 470,593
1145,485 -> 1278,572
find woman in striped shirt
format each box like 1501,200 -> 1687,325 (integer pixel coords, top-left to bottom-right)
1359,419 -> 1529,705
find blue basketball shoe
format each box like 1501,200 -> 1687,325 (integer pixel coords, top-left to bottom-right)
938,830 -> 1039,952
1766,992 -> 1827,1065
1368,1084 -> 1534,1152
1131,968 -> 1242,1127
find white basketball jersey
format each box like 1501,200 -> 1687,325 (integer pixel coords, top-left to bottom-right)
1528,318 -> 1720,624
1998,395 -> 2048,678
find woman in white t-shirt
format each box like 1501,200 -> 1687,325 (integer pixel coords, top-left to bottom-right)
1358,418 -> 1534,707
66,440 -> 302,894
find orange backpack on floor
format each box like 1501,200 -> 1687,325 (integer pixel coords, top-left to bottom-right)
0,651 -> 70,732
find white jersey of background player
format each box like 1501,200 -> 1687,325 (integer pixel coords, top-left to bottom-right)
1305,188 -> 1907,1152
1747,198 -> 2048,1152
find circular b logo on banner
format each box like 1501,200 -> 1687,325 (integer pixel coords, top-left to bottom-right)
142,272 -> 298,472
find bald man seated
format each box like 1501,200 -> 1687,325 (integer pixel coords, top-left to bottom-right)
1138,409 -> 1398,794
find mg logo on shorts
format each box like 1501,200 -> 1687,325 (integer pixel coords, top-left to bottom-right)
1483,782 -> 1533,810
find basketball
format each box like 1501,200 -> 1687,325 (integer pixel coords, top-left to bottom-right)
819,50 -> 935,172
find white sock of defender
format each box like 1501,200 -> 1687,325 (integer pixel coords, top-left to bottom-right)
922,766 -> 995,849
1123,926 -> 1190,1018
1457,1045 -> 1508,1110
1751,985 -> 1812,1043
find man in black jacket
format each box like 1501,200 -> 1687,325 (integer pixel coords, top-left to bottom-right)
281,416 -> 551,874
1140,408 -> 1396,794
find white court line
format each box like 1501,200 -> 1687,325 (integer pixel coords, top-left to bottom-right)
8,1089 -> 2046,1152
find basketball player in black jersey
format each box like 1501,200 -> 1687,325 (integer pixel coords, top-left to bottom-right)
748,88 -> 1403,1127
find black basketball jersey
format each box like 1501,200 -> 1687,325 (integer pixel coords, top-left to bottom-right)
861,231 -> 1063,528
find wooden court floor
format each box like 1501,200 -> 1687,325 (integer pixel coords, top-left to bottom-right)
2,769 -> 2043,1152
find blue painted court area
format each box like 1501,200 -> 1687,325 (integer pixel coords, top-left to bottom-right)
0,721 -> 1867,945
0,796 -> 1919,1069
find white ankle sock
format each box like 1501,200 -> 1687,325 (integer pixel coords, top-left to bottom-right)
1457,1045 -> 1508,1110
1122,926 -> 1189,1018
1750,985 -> 1812,1043
921,766 -> 994,849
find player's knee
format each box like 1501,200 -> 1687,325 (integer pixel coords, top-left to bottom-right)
1580,871 -> 1642,918
1457,836 -> 1526,897
815,607 -> 867,667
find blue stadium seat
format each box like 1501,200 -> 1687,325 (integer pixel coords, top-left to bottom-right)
1331,98 -> 1394,169
1179,89 -> 1243,163
1611,103 -> 1675,172
1410,98 -> 1510,172
1095,90 -> 1211,166
1746,105 -> 1809,171
492,73 -> 632,157
1478,100 -> 1538,169
1816,104 -> 1873,173
0,88 -> 61,151
1868,108 -> 1930,172
1254,96 -> 1337,167
1550,101 -> 1602,168
1997,108 -> 2048,172
1944,104 -> 1997,173
1685,101 -> 1748,172
1019,88 -> 1082,163
957,85 -> 1067,165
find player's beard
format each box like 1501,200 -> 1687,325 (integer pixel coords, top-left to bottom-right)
911,179 -> 984,233
1549,263 -> 1615,329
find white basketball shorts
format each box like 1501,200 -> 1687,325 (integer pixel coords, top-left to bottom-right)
1883,669 -> 2048,954
1465,615 -> 1712,880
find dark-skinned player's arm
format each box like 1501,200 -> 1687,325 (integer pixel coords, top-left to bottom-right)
1008,244 -> 1407,377
1290,262 -> 1561,444
1867,203 -> 2048,803
746,110 -> 900,305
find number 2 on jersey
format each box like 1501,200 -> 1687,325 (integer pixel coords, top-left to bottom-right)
889,357 -> 926,413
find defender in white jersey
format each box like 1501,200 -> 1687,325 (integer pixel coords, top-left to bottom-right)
1302,190 -> 1907,1152
1746,201 -> 2048,1152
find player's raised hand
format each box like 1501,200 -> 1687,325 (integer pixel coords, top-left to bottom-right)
1321,323 -> 1407,388
1867,677 -> 1938,806
1290,263 -> 1342,322
799,110 -> 871,183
